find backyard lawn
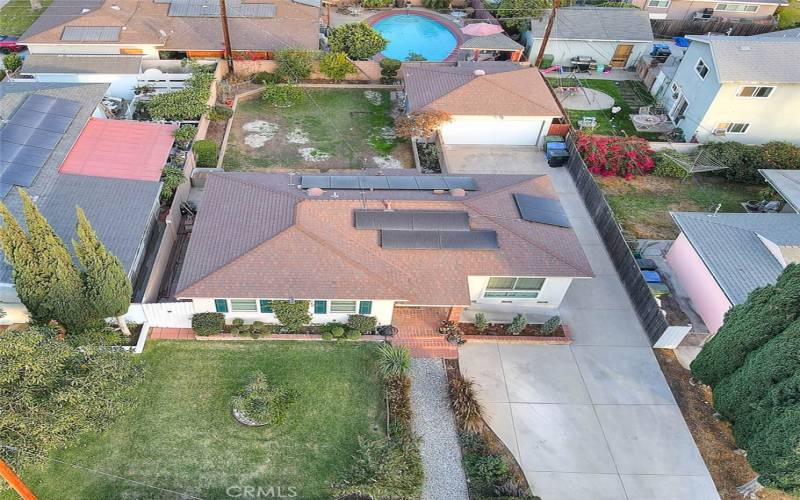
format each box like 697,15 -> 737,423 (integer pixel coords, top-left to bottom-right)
224,88 -> 412,171
778,0 -> 800,28
0,0 -> 52,36
598,174 -> 762,240
6,341 -> 385,500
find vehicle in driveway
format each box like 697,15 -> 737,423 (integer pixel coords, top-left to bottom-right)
0,34 -> 25,53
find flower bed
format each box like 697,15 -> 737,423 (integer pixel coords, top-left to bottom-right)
458,322 -> 571,344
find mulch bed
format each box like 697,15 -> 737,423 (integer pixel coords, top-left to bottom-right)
459,322 -> 566,338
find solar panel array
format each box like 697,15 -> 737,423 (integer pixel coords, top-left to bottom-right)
513,193 -> 572,228
0,94 -> 80,189
381,230 -> 498,250
354,210 -> 470,231
300,175 -> 477,191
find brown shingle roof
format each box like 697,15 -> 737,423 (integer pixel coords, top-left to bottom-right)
176,173 -> 592,305
402,63 -> 562,117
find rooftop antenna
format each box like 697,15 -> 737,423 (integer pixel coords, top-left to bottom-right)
331,191 -> 339,199
709,203 -> 721,217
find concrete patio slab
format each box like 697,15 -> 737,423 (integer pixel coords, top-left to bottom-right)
579,242 -> 618,275
528,472 -> 627,500
572,346 -> 676,405
562,275 -> 630,310
498,344 -> 591,404
441,145 -> 547,175
482,402 -> 520,462
595,404 -> 709,476
458,343 -> 508,403
560,308 -> 650,346
512,403 -> 617,474
620,474 -> 720,500
566,218 -> 605,247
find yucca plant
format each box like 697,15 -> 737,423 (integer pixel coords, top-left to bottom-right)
377,343 -> 410,378
449,374 -> 484,434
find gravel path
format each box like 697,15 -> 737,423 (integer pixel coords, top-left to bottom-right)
410,358 -> 469,500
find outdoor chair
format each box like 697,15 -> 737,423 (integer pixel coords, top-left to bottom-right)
578,116 -> 597,129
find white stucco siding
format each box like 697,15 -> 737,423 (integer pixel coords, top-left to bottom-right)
191,298 -> 396,326
467,276 -> 575,308
526,38 -> 650,69
440,115 -> 556,147
0,284 -> 29,325
24,43 -> 161,59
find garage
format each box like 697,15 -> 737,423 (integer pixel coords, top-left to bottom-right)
440,117 -> 546,146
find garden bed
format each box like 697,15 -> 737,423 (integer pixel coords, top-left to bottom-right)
459,322 -> 571,344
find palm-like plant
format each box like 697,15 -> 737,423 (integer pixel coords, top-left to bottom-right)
377,343 -> 410,378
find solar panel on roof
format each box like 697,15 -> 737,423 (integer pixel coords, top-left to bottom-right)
415,176 -> 449,190
412,211 -> 470,231
8,108 -> 73,134
381,230 -> 498,249
358,176 -> 390,190
0,124 -> 62,150
355,210 -> 470,231
20,94 -> 81,118
330,176 -> 360,189
386,176 -> 419,190
444,177 -> 478,191
439,230 -> 498,250
0,183 -> 13,199
355,211 -> 413,230
513,193 -> 572,228
0,141 -> 50,168
300,175 -> 330,189
1,164 -> 40,187
381,230 -> 440,249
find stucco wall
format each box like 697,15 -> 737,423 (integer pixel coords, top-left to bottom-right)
525,38 -> 650,69
191,298 -> 396,326
442,115 -> 557,147
21,73 -> 139,99
467,276 -> 575,308
24,43 -> 161,59
666,233 -> 732,333
630,0 -> 778,20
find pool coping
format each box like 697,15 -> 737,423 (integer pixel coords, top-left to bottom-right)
366,9 -> 465,63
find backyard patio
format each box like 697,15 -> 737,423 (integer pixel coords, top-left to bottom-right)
223,88 -> 412,171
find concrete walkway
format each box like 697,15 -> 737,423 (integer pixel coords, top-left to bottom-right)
410,358 -> 469,500
458,157 -> 718,500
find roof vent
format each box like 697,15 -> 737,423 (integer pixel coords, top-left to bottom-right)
450,188 -> 467,197
307,187 -> 325,197
81,8 -> 90,12
110,4 -> 120,9
473,69 -> 486,76
740,46 -> 751,51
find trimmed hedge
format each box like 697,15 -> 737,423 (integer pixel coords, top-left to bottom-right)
743,404 -> 800,492
272,300 -> 311,332
705,141 -> 800,184
347,314 -> 377,334
192,312 -> 224,336
192,140 -> 218,168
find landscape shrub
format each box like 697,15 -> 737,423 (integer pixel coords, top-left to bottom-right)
575,133 -> 655,179
495,0 -> 547,32
507,313 -> 528,336
386,374 -> 413,434
192,312 -> 224,336
275,48 -> 315,82
396,110 -> 452,139
464,453 -> 509,487
229,327 -> 240,336
691,263 -> 800,386
345,329 -> 362,341
262,83 -> 305,107
474,313 -> 489,332
3,53 -> 22,73
652,151 -> 689,179
207,104 -> 233,122
541,315 -> 561,336
448,374 -> 484,434
761,141 -> 800,171
272,300 -> 311,332
146,70 -> 213,121
422,0 -> 449,8
361,0 -> 393,8
159,166 -> 185,204
192,139 -> 218,168
318,51 -> 357,82
172,124 -> 197,149
347,314 -> 377,334
232,318 -> 245,328
333,435 -> 424,499
703,142 -> 764,184
742,404 -> 800,492
376,343 -> 410,378
250,71 -> 284,85
330,325 -> 345,338
327,23 -> 388,60
732,373 -> 800,446
321,331 -> 333,341
379,57 -> 401,84
231,371 -> 297,426
405,52 -> 427,62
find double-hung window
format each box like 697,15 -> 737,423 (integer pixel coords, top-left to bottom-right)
737,86 -> 774,98
483,277 -> 545,299
229,299 -> 258,312
647,0 -> 670,7
330,300 -> 358,313
695,59 -> 709,79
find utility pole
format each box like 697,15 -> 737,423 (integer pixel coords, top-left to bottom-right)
0,459 -> 37,500
219,0 -> 234,72
534,0 -> 560,68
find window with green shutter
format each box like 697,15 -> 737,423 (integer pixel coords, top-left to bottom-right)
214,299 -> 228,313
314,300 -> 327,314
359,300 -> 372,314
259,300 -> 273,313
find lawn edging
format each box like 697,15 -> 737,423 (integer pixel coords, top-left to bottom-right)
464,325 -> 573,344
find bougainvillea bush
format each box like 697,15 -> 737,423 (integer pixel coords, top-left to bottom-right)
575,134 -> 655,180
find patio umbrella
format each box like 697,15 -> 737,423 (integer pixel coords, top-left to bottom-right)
461,23 -> 504,37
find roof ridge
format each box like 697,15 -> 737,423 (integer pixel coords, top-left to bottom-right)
214,173 -> 304,201
484,70 -> 547,109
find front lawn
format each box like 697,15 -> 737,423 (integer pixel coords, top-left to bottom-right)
0,0 -> 52,36
778,0 -> 800,28
7,341 -> 385,499
224,88 -> 412,171
598,174 -> 761,240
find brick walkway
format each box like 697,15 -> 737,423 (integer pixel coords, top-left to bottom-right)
392,307 -> 457,359
149,327 -> 196,340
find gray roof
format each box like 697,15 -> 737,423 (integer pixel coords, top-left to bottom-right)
460,33 -> 523,51
21,0 -> 103,39
61,26 -> 121,41
760,169 -> 800,212
672,212 -> 800,304
756,27 -> 800,39
21,55 -> 143,75
529,7 -> 653,42
167,1 -> 276,17
686,35 -> 800,83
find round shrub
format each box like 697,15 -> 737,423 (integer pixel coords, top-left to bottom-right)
744,404 -> 800,492
232,318 -> 245,328
319,51 -> 357,82
251,71 -> 284,85
464,453 -> 508,487
208,105 -> 233,122
231,371 -> 297,427
330,325 -> 345,338
192,312 -> 224,336
262,83 -> 306,108
702,142 -> 765,184
507,313 -> 528,336
321,331 -> 333,341
229,327 -> 240,336
3,53 -> 23,73
272,300 -> 311,332
541,315 -> 561,336
762,141 -> 800,171
192,139 -> 218,168
379,57 -> 401,84
474,313 -> 489,332
362,0 -> 392,6
327,23 -> 388,61
347,314 -> 377,334
275,48 -> 315,82
345,329 -> 362,341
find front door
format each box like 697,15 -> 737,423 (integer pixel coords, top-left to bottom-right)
610,44 -> 634,68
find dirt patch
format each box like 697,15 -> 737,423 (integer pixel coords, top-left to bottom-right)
459,322 -> 566,338
655,350 -> 793,500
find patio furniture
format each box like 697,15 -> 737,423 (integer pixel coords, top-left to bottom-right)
630,113 -> 673,132
577,116 -> 597,129
570,56 -> 596,73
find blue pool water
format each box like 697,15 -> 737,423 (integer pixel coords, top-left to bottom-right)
373,14 -> 457,62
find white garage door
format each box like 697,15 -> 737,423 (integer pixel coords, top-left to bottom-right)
441,118 -> 545,146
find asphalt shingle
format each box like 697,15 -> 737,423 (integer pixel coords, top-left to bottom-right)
686,35 -> 800,83
529,7 -> 653,42
21,55 -> 143,75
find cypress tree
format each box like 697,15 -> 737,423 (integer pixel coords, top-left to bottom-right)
73,207 -> 132,335
0,201 -> 46,320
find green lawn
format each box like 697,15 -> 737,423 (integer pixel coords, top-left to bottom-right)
547,77 -> 660,139
598,174 -> 761,239
224,88 -> 411,171
5,341 -> 385,500
778,0 -> 800,28
0,0 -> 52,36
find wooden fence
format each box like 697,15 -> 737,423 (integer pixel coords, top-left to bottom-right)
564,136 -> 668,344
651,18 -> 776,38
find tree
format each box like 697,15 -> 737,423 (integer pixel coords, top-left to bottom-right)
691,263 -> 800,387
328,23 -> 388,61
3,53 -> 22,74
73,208 -> 133,336
0,326 -> 142,469
275,48 -> 315,82
319,52 -> 357,82
743,404 -> 800,492
495,0 -> 548,33
395,110 -> 452,139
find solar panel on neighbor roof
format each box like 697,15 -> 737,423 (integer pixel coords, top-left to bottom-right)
20,94 -> 81,118
0,142 -> 50,169
355,210 -> 470,231
8,108 -> 73,134
1,164 -> 41,186
513,193 -> 571,228
0,183 -> 13,199
0,124 -> 62,150
381,229 -> 498,250
299,175 -> 478,191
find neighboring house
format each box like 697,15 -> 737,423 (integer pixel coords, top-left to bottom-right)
0,82 -> 173,323
175,172 -> 593,326
630,0 -> 785,21
525,8 -> 654,69
18,55 -> 143,99
760,169 -> 800,212
655,35 -> 800,144
666,212 -> 800,333
19,0 -> 320,59
401,62 -> 562,147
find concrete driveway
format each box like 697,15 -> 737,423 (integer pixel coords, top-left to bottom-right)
459,162 -> 718,500
441,144 -> 549,174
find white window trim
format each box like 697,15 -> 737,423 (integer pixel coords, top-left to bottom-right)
695,58 -> 709,80
329,300 -> 358,313
736,85 -> 775,98
229,298 -> 259,312
715,3 -> 758,11
717,122 -> 750,134
482,277 -> 546,299
646,0 -> 671,7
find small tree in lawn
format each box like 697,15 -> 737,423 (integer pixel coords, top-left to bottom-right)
395,110 -> 452,140
328,23 -> 388,60
73,208 -> 133,336
319,52 -> 357,82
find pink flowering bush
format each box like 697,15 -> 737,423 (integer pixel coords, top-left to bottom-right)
575,134 -> 655,180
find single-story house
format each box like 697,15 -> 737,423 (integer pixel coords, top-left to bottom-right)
630,0 -> 785,21
18,55 -> 143,99
666,212 -> 800,333
175,172 -> 593,326
655,34 -> 800,145
524,8 -> 654,70
401,62 -> 563,147
760,169 -> 800,213
19,0 -> 320,59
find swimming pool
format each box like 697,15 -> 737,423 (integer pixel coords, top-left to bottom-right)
372,13 -> 458,62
